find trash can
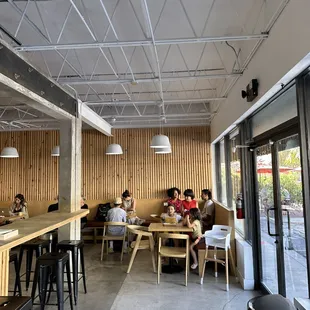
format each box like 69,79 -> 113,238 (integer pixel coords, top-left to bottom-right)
248,295 -> 296,310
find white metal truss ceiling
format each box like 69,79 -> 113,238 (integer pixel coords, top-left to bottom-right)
0,0 -> 289,130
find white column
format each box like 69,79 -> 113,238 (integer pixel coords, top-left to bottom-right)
58,117 -> 82,241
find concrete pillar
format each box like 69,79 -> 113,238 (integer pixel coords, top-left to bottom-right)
58,117 -> 82,241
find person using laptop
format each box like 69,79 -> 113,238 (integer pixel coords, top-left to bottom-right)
9,193 -> 29,219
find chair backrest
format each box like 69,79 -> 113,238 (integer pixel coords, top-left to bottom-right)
158,233 -> 189,252
103,221 -> 127,235
204,225 -> 232,249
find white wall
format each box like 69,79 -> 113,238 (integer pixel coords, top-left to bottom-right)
211,0 -> 310,142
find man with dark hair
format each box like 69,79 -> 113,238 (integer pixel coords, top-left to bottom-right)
201,189 -> 215,232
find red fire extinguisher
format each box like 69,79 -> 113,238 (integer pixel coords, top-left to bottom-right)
236,193 -> 244,219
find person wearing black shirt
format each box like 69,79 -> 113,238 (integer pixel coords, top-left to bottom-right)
81,196 -> 88,229
48,195 -> 59,213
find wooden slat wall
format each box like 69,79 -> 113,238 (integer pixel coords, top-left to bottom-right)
0,126 -> 211,201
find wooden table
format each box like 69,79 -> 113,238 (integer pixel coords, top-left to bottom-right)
148,222 -> 193,233
0,209 -> 89,296
148,222 -> 192,274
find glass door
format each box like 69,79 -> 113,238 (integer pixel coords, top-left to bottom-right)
255,133 -> 309,299
256,143 -> 279,293
278,134 -> 308,300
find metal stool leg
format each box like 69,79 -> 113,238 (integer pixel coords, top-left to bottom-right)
72,248 -> 78,305
55,264 -> 64,310
66,260 -> 74,310
13,256 -> 22,296
26,249 -> 34,291
79,246 -> 87,294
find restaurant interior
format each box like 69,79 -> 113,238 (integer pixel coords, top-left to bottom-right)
0,1 -> 310,309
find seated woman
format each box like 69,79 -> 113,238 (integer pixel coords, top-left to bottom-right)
122,190 -> 144,225
80,196 -> 89,229
161,205 -> 182,224
9,194 -> 29,219
166,187 -> 182,214
201,189 -> 215,233
181,189 -> 198,216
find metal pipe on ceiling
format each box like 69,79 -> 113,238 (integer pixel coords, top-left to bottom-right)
15,34 -> 269,52
86,97 -> 225,106
58,72 -> 241,85
101,112 -> 212,118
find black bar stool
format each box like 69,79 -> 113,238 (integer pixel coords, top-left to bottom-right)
56,240 -> 87,305
18,239 -> 50,291
0,296 -> 32,310
31,252 -> 73,310
9,252 -> 22,296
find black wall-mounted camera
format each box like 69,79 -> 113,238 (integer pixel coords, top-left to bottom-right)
241,79 -> 259,102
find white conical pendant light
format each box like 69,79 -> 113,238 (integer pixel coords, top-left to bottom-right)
51,146 -> 60,157
150,134 -> 171,148
0,122 -> 19,158
0,147 -> 19,158
106,143 -> 123,155
155,146 -> 172,154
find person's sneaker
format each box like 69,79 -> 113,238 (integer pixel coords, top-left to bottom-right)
191,263 -> 198,269
108,247 -> 114,253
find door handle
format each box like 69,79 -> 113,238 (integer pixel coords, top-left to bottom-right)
267,207 -> 279,237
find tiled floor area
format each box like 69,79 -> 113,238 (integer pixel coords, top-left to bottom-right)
9,244 -> 259,310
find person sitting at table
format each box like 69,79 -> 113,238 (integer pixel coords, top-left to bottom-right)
9,194 -> 29,219
184,208 -> 202,270
166,187 -> 182,213
81,196 -> 89,229
161,205 -> 182,224
201,189 -> 215,233
181,189 -> 198,216
107,197 -> 127,253
48,195 -> 59,212
122,190 -> 144,225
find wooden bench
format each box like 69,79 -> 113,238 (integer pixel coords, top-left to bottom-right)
197,200 -> 235,277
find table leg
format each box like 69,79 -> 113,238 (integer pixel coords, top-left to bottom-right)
0,249 -> 9,296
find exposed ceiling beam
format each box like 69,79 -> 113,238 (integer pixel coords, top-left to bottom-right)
86,97 -> 225,106
79,101 -> 111,136
101,113 -> 211,119
58,72 -> 241,85
15,34 -> 269,52
112,122 -> 210,129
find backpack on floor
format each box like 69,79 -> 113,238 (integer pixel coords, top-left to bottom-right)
95,203 -> 111,221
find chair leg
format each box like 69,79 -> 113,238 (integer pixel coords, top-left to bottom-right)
228,248 -> 237,278
127,236 -> 141,274
225,250 -> 229,291
185,255 -> 188,287
157,253 -> 161,284
121,235 -> 126,262
214,247 -> 218,278
100,239 -> 105,261
200,246 -> 208,285
149,236 -> 156,273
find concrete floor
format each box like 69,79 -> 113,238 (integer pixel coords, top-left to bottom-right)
9,244 -> 259,310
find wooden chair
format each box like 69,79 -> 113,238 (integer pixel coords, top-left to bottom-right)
200,225 -> 236,291
157,233 -> 189,286
126,225 -> 156,274
100,222 -> 127,262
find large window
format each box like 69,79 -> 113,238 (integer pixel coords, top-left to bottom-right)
230,133 -> 245,234
219,139 -> 227,205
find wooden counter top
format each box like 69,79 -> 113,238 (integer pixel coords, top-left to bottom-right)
0,209 -> 89,252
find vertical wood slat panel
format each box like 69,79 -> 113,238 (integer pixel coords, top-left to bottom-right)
0,126 -> 211,201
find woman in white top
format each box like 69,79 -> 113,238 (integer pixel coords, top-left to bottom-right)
9,193 -> 29,219
122,190 -> 144,225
